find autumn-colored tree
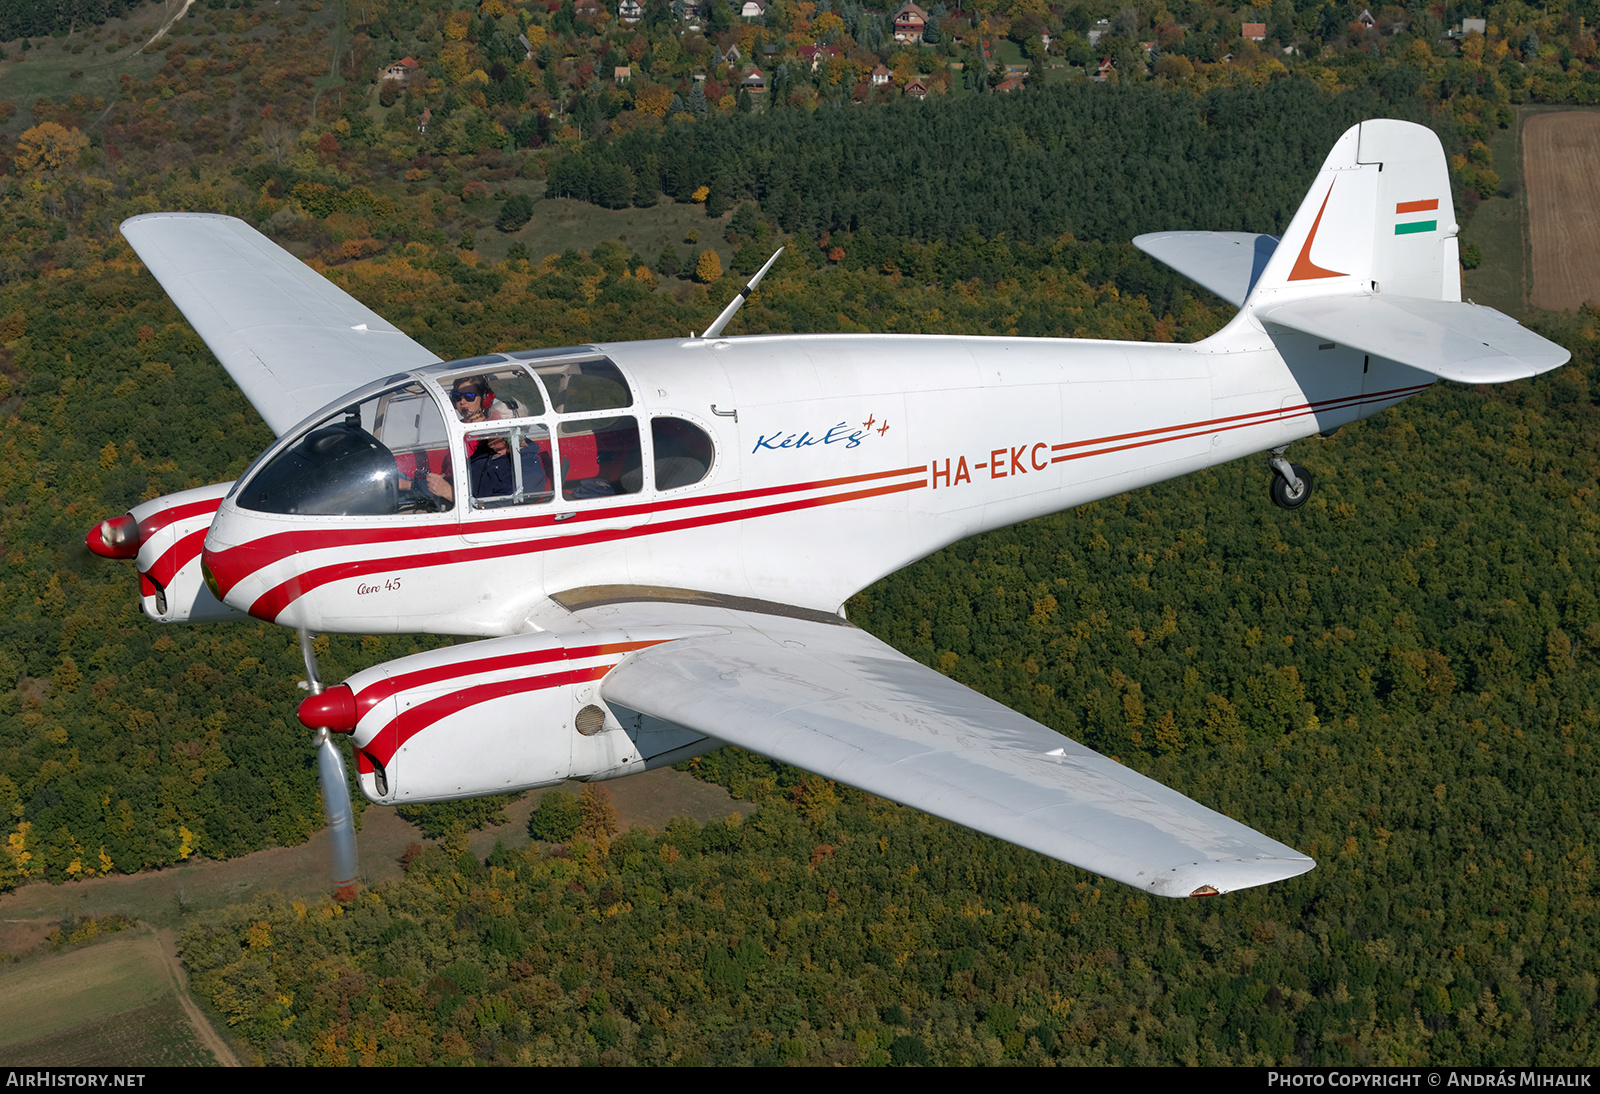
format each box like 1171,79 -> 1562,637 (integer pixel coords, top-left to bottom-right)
14,122 -> 88,173
578,784 -> 619,841
695,248 -> 722,282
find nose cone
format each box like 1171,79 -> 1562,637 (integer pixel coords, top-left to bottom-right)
299,684 -> 358,733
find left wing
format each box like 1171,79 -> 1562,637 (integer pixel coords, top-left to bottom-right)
121,213 -> 441,435
592,600 -> 1314,897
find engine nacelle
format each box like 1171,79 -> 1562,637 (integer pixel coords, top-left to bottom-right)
89,482 -> 245,624
319,627 -> 719,804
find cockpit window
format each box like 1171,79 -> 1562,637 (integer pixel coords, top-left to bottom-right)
532,357 -> 632,414
236,383 -> 453,516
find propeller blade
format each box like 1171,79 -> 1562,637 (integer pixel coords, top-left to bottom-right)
298,627 -> 358,892
317,731 -> 359,891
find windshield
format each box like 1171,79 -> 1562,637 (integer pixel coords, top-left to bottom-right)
235,382 -> 453,516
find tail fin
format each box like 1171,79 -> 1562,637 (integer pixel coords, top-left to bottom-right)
1241,120 -> 1568,385
1245,120 -> 1460,308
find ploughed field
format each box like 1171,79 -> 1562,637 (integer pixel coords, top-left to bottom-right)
1525,111 -> 1600,311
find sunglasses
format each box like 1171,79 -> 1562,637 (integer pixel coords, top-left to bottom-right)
450,390 -> 481,403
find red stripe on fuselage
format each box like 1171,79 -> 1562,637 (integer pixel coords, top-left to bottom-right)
1050,383 -> 1432,464
247,476 -> 928,620
1047,382 -> 1431,457
206,463 -> 928,600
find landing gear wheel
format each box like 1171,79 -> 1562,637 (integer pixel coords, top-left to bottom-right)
1270,464 -> 1313,510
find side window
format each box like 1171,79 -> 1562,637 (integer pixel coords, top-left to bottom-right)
463,423 -> 554,509
652,417 -> 715,490
533,358 -> 632,414
436,367 -> 547,421
559,417 -> 642,500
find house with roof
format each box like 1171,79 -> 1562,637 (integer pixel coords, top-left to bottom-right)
798,43 -> 841,72
894,2 -> 928,41
618,0 -> 642,20
1241,22 -> 1266,40
740,0 -> 768,18
614,65 -> 632,83
742,67 -> 766,90
871,64 -> 892,85
904,77 -> 928,98
379,56 -> 421,86
1357,7 -> 1375,29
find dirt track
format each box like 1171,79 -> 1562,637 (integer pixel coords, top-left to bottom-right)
1525,112 -> 1600,311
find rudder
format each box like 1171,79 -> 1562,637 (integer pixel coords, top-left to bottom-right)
1245,120 -> 1460,308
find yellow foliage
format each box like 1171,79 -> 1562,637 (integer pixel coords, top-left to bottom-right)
15,122 -> 89,173
444,9 -> 473,39
525,23 -> 547,49
691,185 -> 709,202
636,83 -> 674,117
696,248 -> 722,282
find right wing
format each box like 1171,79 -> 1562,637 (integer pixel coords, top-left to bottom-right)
593,600 -> 1314,897
120,213 -> 441,436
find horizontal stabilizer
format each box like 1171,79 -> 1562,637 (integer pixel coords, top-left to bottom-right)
598,604 -> 1314,897
1257,295 -> 1571,384
1133,231 -> 1279,307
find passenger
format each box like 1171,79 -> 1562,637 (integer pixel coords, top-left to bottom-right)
432,404 -> 548,505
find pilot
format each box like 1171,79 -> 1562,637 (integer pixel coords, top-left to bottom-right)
407,377 -> 497,501
447,376 -> 493,424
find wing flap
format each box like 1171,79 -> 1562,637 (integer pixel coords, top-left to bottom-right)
1132,231 -> 1279,308
598,606 -> 1313,897
1258,294 -> 1570,383
120,213 -> 441,435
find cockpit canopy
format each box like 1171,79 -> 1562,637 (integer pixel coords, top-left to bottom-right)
234,351 -> 715,518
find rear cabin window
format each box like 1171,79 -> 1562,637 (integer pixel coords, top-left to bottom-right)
652,417 -> 715,490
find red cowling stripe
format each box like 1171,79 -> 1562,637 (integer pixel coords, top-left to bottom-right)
146,527 -> 209,588
351,638 -> 665,722
363,662 -> 614,766
137,495 -> 223,545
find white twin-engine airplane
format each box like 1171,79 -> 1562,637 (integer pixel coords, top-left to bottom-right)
88,120 -> 1567,898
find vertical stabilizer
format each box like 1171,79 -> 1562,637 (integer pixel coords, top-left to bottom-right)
1245,120 -> 1460,309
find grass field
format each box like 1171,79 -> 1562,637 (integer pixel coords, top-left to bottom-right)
0,996 -> 218,1067
1524,110 -> 1600,312
0,930 -> 215,1065
1460,116 -> 1527,317
480,192 -> 738,276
